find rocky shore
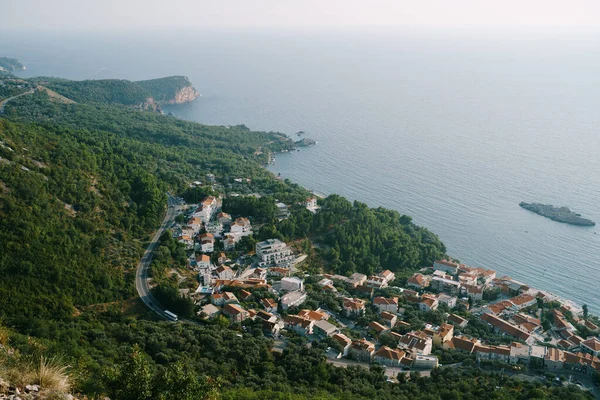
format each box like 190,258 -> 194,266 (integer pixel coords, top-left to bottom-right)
519,202 -> 595,226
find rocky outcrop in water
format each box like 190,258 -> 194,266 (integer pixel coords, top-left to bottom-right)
519,202 -> 595,226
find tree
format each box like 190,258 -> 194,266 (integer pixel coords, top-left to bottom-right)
583,304 -> 589,320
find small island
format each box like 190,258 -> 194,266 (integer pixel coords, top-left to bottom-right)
519,202 -> 595,226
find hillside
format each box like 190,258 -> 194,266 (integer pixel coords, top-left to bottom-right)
0,57 -> 25,75
29,75 -> 199,108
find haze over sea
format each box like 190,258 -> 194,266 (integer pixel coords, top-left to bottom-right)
2,28 -> 599,312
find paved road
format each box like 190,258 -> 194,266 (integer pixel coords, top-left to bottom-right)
0,89 -> 34,113
135,194 -> 179,320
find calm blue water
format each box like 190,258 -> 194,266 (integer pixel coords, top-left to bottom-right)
2,29 -> 599,312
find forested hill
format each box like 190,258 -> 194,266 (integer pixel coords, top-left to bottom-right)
28,75 -> 198,106
0,89 -> 295,326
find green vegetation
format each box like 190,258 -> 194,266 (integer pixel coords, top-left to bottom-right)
136,75 -> 196,103
0,76 -> 591,399
0,57 -> 25,75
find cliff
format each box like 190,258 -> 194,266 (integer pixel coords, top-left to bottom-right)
161,85 -> 200,104
136,76 -> 200,105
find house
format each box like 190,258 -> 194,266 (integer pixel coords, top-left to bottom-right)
398,331 -> 433,356
205,221 -> 224,238
330,272 -> 367,288
215,265 -> 234,280
349,339 -> 375,362
368,321 -> 389,335
407,273 -> 430,289
196,254 -> 212,270
419,295 -> 439,312
314,319 -> 338,337
343,298 -> 366,316
414,355 -> 439,369
306,196 -> 318,213
481,313 -> 531,342
199,233 -> 215,253
373,346 -> 406,367
198,304 -> 221,319
211,293 -> 225,306
197,196 -> 218,223
332,333 -> 353,357
239,289 -> 252,301
475,344 -> 511,363
187,217 -> 203,234
256,310 -> 277,323
355,285 -> 375,299
380,311 -> 397,328
544,348 -> 565,371
222,292 -> 239,304
433,259 -> 460,275
437,293 -> 457,308
223,233 -> 238,251
217,212 -> 232,225
448,314 -> 468,328
230,217 -> 253,237
433,323 -> 454,346
483,300 -> 514,316
281,277 -> 304,292
377,270 -> 396,284
276,202 -> 290,220
261,298 -> 278,313
297,309 -> 329,321
256,239 -> 295,268
217,252 -> 227,265
284,315 -> 313,335
268,267 -> 290,278
463,285 -> 483,301
585,320 -> 600,333
581,338 -> 600,357
508,294 -> 537,310
280,291 -> 307,310
373,297 -> 399,313
222,303 -> 249,323
365,275 -> 388,289
444,335 -> 480,354
430,276 -> 461,295
262,318 -> 284,337
458,273 -> 477,286
512,313 -> 542,334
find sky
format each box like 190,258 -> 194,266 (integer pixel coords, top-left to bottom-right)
1,0 -> 600,32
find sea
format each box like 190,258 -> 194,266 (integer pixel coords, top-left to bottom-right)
2,28 -> 599,312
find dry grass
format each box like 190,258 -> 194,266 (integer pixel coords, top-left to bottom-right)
32,356 -> 70,393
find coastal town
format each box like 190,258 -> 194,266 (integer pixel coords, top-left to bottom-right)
158,176 -> 600,393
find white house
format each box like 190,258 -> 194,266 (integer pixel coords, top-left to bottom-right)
256,239 -> 295,268
230,217 -> 253,237
195,254 -> 212,270
281,277 -> 304,292
281,291 -> 307,310
373,297 -> 399,313
205,221 -> 224,238
199,233 -> 215,253
433,259 -> 460,275
215,265 -> 234,280
306,196 -> 319,213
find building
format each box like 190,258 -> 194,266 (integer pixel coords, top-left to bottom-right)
268,267 -> 290,278
205,221 -> 224,238
222,292 -> 238,304
343,298 -> 366,316
230,217 -> 253,237
437,293 -> 457,308
380,311 -> 397,328
398,331 -> 433,356
281,276 -> 304,292
261,298 -> 278,313
413,355 -> 439,369
433,323 -> 454,346
297,309 -> 329,321
217,252 -> 228,265
373,297 -> 399,313
508,294 -> 537,310
448,314 -> 468,328
433,259 -> 460,275
314,319 -> 338,337
373,346 -> 406,367
276,202 -> 290,220
444,336 -> 480,354
463,285 -> 483,301
306,196 -> 319,213
217,212 -> 232,225
368,321 -> 389,335
407,273 -> 430,289
198,304 -> 220,319
481,313 -> 531,342
284,315 -> 314,335
222,303 -> 249,323
256,239 -> 295,268
332,333 -> 352,357
544,348 -> 565,371
365,275 -> 388,289
223,233 -> 238,251
430,276 -> 461,295
199,233 -> 215,253
475,344 -> 511,363
419,295 -> 439,312
280,291 -> 307,310
581,338 -> 600,357
215,265 -> 234,280
377,270 -> 396,284
195,254 -> 212,270
349,339 -> 375,362
197,196 -> 218,223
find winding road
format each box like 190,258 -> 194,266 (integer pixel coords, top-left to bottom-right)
0,89 -> 35,113
135,194 -> 179,320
